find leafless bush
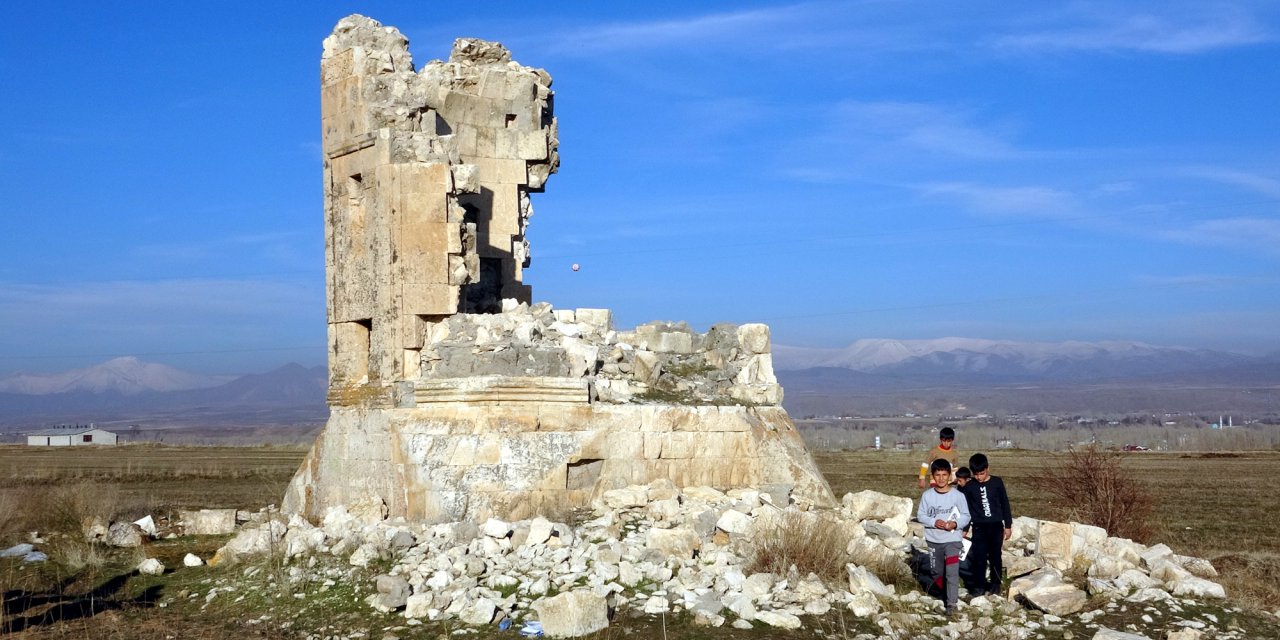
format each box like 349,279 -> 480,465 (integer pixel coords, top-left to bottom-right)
23,481 -> 123,536
748,510 -> 851,581
1032,445 -> 1154,542
847,544 -> 915,591
1212,551 -> 1280,611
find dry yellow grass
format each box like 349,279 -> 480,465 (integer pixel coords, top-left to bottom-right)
0,444 -> 306,513
747,510 -> 851,581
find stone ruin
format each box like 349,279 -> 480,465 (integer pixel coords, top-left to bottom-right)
282,15 -> 834,524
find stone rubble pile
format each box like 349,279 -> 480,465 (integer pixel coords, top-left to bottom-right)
420,302 -> 783,405
208,484 -> 1239,639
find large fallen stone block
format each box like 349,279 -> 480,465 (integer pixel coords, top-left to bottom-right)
1170,576 -> 1226,599
533,590 -> 608,637
840,490 -> 912,523
1036,520 -> 1075,571
1009,568 -> 1087,616
847,563 -> 894,598
104,522 -> 142,548
179,509 -> 237,535
646,526 -> 700,560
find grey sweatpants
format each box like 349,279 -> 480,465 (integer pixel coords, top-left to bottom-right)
928,540 -> 962,607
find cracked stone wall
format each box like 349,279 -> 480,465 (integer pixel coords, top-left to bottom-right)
322,15 -> 557,388
289,15 -> 834,524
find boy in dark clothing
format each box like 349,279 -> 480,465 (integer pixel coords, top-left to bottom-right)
959,453 -> 1012,597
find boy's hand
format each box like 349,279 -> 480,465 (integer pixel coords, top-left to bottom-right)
1003,527 -> 1012,540
934,519 -> 948,530
918,478 -> 926,490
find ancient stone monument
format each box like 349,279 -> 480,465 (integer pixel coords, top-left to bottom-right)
283,15 -> 834,523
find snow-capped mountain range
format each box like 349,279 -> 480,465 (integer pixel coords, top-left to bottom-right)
0,356 -> 234,395
772,338 -> 1254,381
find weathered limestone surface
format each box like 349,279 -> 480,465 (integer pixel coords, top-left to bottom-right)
322,15 -> 557,386
285,401 -> 832,523
289,15 -> 835,524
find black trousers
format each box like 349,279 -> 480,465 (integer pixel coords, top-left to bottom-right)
969,523 -> 1005,592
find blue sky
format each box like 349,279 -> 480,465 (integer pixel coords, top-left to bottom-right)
2,1 -> 1279,375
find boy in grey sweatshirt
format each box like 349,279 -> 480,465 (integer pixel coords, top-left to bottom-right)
917,458 -> 971,616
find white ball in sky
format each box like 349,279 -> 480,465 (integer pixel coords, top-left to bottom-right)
571,263 -> 580,271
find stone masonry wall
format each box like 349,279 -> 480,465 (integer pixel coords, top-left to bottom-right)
322,15 -> 557,388
417,302 -> 783,406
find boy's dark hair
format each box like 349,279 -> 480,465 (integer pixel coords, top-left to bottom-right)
969,453 -> 989,473
939,427 -> 955,440
929,458 -> 952,474
955,466 -> 972,479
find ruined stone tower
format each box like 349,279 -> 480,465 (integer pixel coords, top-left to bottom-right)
286,16 -> 834,523
321,15 -> 558,387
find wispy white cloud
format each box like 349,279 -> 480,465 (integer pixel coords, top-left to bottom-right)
919,182 -> 1080,218
1131,273 -> 1267,287
531,5 -> 816,55
990,5 -> 1273,54
0,278 -> 319,323
130,230 -> 316,272
1178,166 -> 1280,198
1158,216 -> 1280,251
779,100 -> 1032,185
515,2 -> 960,58
835,101 -> 1022,160
0,278 -> 324,373
1094,181 -> 1138,195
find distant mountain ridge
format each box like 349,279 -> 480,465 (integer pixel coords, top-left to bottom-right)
0,360 -> 327,428
0,356 -> 234,395
773,338 -> 1253,382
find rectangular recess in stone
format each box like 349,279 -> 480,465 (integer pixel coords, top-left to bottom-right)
566,459 -> 603,490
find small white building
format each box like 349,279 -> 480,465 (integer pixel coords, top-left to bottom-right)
25,426 -> 118,446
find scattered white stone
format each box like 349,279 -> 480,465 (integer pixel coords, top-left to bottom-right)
847,563 -> 894,598
716,510 -> 752,535
755,610 -> 802,629
133,515 -> 158,537
481,518 -> 512,539
1092,628 -> 1152,640
105,522 -> 143,548
137,558 -> 164,575
642,595 -> 670,614
182,553 -> 204,567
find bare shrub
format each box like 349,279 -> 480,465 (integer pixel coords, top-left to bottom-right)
45,537 -> 118,572
1212,551 -> 1280,611
848,544 -> 915,591
26,481 -> 124,536
1031,446 -> 1154,542
0,489 -> 26,540
748,510 -> 851,581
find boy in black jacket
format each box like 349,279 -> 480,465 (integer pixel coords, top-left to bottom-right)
960,453 -> 1013,596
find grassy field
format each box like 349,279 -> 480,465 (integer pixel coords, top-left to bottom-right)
0,444 -> 307,516
0,444 -> 1276,638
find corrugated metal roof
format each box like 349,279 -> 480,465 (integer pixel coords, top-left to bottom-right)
24,428 -> 115,436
